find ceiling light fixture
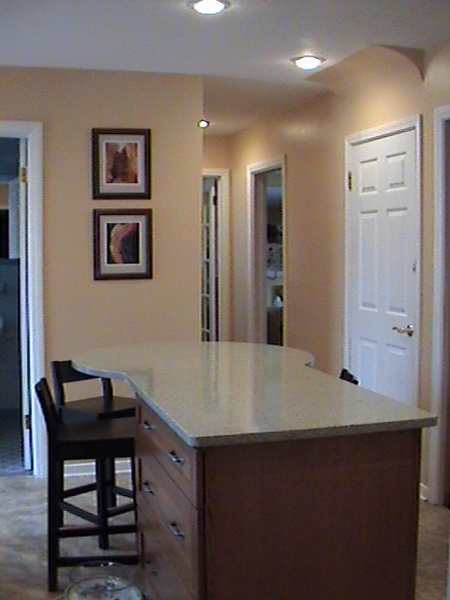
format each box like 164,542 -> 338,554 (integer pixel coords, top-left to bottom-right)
198,119 -> 210,128
291,55 -> 324,71
187,0 -> 230,15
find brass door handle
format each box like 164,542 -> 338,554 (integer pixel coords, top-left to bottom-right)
392,324 -> 414,337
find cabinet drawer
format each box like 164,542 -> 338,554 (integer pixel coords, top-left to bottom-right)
138,452 -> 201,596
140,531 -> 195,600
138,402 -> 201,505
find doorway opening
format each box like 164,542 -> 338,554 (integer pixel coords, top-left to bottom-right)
262,169 -> 284,345
247,158 -> 285,345
0,122 -> 44,478
0,138 -> 26,474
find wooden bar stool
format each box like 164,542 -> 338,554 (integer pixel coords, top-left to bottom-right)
35,378 -> 138,592
52,360 -> 137,510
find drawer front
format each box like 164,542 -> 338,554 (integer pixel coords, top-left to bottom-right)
138,452 -> 201,596
138,402 -> 200,505
139,532 -> 194,600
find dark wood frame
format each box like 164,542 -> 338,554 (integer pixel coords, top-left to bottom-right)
92,128 -> 151,199
93,208 -> 152,280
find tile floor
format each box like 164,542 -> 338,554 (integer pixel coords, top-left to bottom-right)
417,500 -> 449,599
0,473 -> 138,599
0,473 -> 448,599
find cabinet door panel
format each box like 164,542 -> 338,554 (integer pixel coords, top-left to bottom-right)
138,452 -> 201,596
138,402 -> 201,505
139,530 -> 195,600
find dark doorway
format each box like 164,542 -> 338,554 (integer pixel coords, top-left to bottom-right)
0,138 -> 24,474
0,210 -> 9,258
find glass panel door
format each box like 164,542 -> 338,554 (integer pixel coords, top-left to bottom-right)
201,177 -> 219,341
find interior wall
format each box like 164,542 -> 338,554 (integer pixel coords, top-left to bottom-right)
0,66 -> 203,371
203,41 -> 450,398
203,135 -> 232,169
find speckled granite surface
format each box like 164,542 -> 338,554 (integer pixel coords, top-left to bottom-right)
0,474 -> 448,599
73,341 -> 436,448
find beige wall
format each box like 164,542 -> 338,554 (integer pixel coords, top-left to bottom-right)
0,67 -> 203,366
203,42 -> 450,405
203,135 -> 232,169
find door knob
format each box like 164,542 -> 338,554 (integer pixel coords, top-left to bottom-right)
392,324 -> 414,337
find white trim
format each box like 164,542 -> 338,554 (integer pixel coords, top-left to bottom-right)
246,156 -> 286,343
0,121 -> 45,477
429,105 -> 450,505
344,116 -> 422,401
203,169 -> 231,341
64,458 -> 132,478
344,116 -> 420,145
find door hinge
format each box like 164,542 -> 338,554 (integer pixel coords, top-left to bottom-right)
20,166 -> 28,184
347,171 -> 353,192
25,414 -> 31,430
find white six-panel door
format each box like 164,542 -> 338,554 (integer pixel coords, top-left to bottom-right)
346,118 -> 420,406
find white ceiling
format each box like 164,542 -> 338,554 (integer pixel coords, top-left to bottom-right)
1,0 -> 450,134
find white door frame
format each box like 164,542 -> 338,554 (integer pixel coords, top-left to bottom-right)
203,168 -> 231,341
246,157 -> 286,343
429,106 -> 450,505
0,121 -> 45,477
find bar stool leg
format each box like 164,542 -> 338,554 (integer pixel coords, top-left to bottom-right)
48,456 -> 62,592
96,458 -> 110,550
104,457 -> 117,508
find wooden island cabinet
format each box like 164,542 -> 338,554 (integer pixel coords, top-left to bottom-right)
137,403 -> 202,599
73,341 -> 436,600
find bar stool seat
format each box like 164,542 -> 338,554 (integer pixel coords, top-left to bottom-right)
51,360 -> 136,420
35,378 -> 138,592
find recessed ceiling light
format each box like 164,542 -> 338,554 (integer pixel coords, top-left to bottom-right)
291,55 -> 325,71
187,0 -> 231,15
198,119 -> 210,128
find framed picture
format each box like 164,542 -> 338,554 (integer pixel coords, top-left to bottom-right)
92,128 -> 151,199
93,209 -> 152,280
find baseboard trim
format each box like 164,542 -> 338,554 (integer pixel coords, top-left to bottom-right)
64,459 -> 132,478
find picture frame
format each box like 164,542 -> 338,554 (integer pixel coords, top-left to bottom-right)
93,209 -> 152,280
92,128 -> 151,199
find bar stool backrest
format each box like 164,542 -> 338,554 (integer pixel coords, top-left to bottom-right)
35,377 -> 60,445
51,360 -> 113,407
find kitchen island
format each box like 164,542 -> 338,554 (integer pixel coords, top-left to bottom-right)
73,341 -> 436,600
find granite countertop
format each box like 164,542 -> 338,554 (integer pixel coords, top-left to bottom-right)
72,341 -> 436,448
